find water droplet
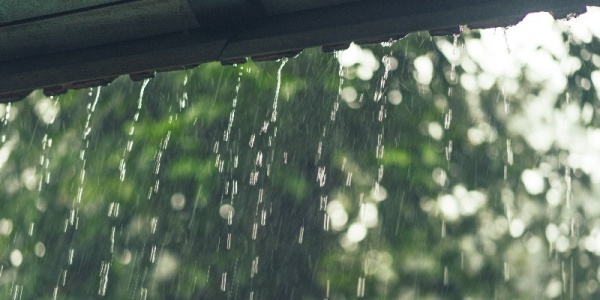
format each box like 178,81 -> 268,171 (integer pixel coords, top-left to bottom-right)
252,222 -> 258,240
221,272 -> 227,291
151,217 -> 158,234
444,266 -> 449,286
445,140 -> 453,161
298,226 -> 304,244
150,245 -> 157,263
98,261 -> 111,296
317,167 -> 327,187
444,109 -> 452,130
68,248 -> 74,265
270,59 -> 288,123
249,134 -> 255,148
441,220 -> 447,238
357,277 -> 366,297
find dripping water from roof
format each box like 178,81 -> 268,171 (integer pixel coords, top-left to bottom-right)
119,79 -> 150,182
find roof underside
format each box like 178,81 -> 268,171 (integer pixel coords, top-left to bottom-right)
0,0 -> 596,102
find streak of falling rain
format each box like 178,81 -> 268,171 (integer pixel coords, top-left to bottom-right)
61,269 -> 67,286
376,134 -> 385,159
251,256 -> 259,278
323,213 -> 330,231
502,86 -> 510,114
374,55 -> 392,102
110,226 -> 115,253
320,195 -> 328,211
444,266 -> 449,286
120,79 -> 150,181
504,262 -> 510,281
450,30 -> 460,81
444,109 -> 452,130
506,139 -> 513,166
76,87 -> 102,204
271,59 -> 288,123
331,51 -> 345,121
445,140 -> 453,162
149,248 -> 159,274
570,215 -> 580,237
68,248 -> 74,265
261,209 -> 267,226
151,217 -> 158,234
98,261 -> 111,296
221,272 -> 227,291
108,202 -> 120,217
505,206 -> 514,233
315,52 -> 346,235
298,226 -> 304,244
11,284 -> 22,300
140,288 -> 148,300
441,219 -> 446,238
180,74 -> 189,109
38,134 -> 53,191
565,166 -> 573,208
502,27 -> 511,54
144,129 -> 172,202
317,166 -> 327,187
244,53 -> 288,255
1,102 -> 11,143
247,67 -> 293,296
316,141 -> 322,160
357,277 -> 366,298
224,67 -> 242,142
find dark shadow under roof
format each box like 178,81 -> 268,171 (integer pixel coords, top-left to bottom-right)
0,0 -> 596,102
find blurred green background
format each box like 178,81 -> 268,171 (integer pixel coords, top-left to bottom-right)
1,11 -> 600,299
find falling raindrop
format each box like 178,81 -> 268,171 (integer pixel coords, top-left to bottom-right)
120,79 -> 150,181
298,226 -> 304,244
506,139 -> 513,166
221,272 -> 227,291
98,261 -> 111,296
357,276 -> 366,298
444,109 -> 452,130
444,266 -> 449,286
450,32 -> 460,81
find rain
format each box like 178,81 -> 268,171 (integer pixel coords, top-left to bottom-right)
0,6 -> 600,300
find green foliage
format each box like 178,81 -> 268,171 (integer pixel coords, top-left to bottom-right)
0,15 -> 599,299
